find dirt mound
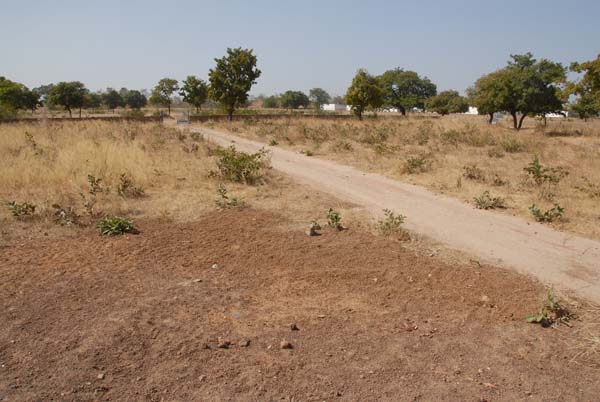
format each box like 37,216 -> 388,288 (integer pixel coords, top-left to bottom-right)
1,209 -> 599,401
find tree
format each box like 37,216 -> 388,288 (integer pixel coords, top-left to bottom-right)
569,54 -> 600,119
425,90 -> 469,116
20,88 -> 42,113
262,95 -> 280,108
331,95 -> 345,104
124,90 -> 147,109
280,90 -> 310,110
378,68 -> 437,115
84,92 -> 103,110
467,53 -> 566,129
179,75 -> 208,112
0,77 -> 28,116
48,81 -> 87,117
344,69 -> 384,120
309,87 -> 331,109
149,78 -> 178,115
467,71 -> 505,123
32,84 -> 55,104
102,89 -> 124,112
209,47 -> 261,121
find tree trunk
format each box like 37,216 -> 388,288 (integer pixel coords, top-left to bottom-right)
400,106 -> 406,116
357,111 -> 363,121
167,104 -> 171,116
79,108 -> 82,119
511,112 -> 518,129
518,113 -> 527,130
488,113 -> 494,124
67,107 -> 72,118
228,108 -> 234,122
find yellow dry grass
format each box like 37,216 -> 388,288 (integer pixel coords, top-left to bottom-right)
210,114 -> 600,240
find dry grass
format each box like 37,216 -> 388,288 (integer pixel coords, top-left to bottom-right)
0,120 -> 372,240
209,115 -> 600,240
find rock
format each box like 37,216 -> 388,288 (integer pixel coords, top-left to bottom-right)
239,339 -> 250,347
192,278 -> 202,283
306,221 -> 321,236
97,373 -> 105,380
290,323 -> 299,331
217,338 -> 231,349
198,375 -> 206,382
280,340 -> 293,349
211,264 -> 219,270
481,295 -> 490,303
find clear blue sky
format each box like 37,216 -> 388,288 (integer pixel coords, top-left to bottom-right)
2,0 -> 598,97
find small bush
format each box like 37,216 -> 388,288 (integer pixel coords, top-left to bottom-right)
52,203 -> 80,226
215,184 -> 245,209
462,164 -> 485,181
544,129 -> 583,137
269,138 -> 279,146
529,203 -> 564,223
526,288 -> 573,327
440,129 -> 462,146
87,174 -> 104,195
414,121 -> 433,145
500,137 -> 524,153
331,140 -> 353,152
213,146 -> 270,184
117,173 -> 145,198
96,217 -> 136,236
326,208 -> 343,230
524,155 -> 569,185
487,146 -> 505,158
6,201 -> 36,217
473,191 -> 506,210
377,209 -> 406,236
575,176 -> 600,199
404,155 -> 431,174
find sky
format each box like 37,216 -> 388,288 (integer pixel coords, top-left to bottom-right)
1,0 -> 599,97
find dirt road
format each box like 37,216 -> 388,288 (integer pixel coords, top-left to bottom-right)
193,125 -> 600,303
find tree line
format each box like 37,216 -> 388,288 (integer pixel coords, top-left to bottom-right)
1,49 -> 599,128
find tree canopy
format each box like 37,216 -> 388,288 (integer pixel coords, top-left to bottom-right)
309,87 -> 331,108
102,88 -> 124,111
0,77 -> 37,117
179,75 -> 208,112
344,69 -> 384,120
425,90 -> 468,116
262,95 -> 280,108
280,90 -> 310,109
124,90 -> 147,109
149,78 -> 179,115
569,54 -> 600,119
209,47 -> 261,120
48,81 -> 88,117
378,68 -> 436,115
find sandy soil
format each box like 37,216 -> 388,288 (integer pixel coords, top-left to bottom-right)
1,209 -> 599,401
191,125 -> 600,304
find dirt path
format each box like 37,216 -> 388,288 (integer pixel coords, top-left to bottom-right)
192,125 -> 600,303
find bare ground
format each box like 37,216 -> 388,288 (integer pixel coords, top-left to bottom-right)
191,125 -> 600,304
1,209 -> 599,402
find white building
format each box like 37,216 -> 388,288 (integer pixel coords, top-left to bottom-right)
321,104 -> 346,111
465,106 -> 479,115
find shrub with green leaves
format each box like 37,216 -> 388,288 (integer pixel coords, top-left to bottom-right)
462,164 -> 485,181
96,217 -> 136,236
377,209 -> 406,236
500,137 -> 524,153
473,191 -> 506,210
526,288 -> 573,327
524,155 -> 569,185
404,155 -> 431,174
326,208 -> 343,230
213,146 -> 270,184
6,201 -> 36,217
529,203 -> 564,222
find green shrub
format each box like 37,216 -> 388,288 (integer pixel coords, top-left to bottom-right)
473,191 -> 506,210
524,155 -> 569,185
526,288 -> 573,327
462,164 -> 485,181
96,217 -> 136,236
377,209 -> 406,236
215,184 -> 245,209
6,201 -> 36,217
404,155 -> 431,174
327,208 -> 343,230
500,137 -> 524,153
269,138 -> 279,146
529,203 -> 564,223
213,146 -> 270,184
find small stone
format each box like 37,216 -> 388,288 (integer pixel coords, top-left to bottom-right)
481,295 -> 490,303
239,339 -> 250,347
290,323 -> 299,331
198,375 -> 206,382
192,278 -> 202,283
217,338 -> 231,349
280,340 -> 293,349
97,373 -> 105,380
211,264 -> 219,270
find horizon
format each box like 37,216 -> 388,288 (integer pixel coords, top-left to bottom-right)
2,0 -> 599,97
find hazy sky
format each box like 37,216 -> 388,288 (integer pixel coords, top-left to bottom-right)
2,0 -> 599,96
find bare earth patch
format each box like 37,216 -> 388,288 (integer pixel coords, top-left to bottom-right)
1,209 -> 599,401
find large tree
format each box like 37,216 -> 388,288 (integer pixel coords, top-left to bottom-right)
467,70 -> 505,123
149,78 -> 178,115
468,53 -> 566,129
0,77 -> 29,116
378,68 -> 436,115
209,47 -> 261,121
262,95 -> 280,108
280,90 -> 310,110
48,81 -> 87,117
309,87 -> 331,109
124,90 -> 147,109
569,54 -> 600,119
425,90 -> 469,116
344,69 -> 384,120
102,88 -> 124,112
179,75 -> 208,112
